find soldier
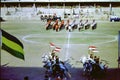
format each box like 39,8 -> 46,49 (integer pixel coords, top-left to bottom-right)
46,20 -> 52,30
53,13 -> 57,21
68,20 -> 76,32
91,19 -> 97,30
94,56 -> 97,63
84,19 -> 90,30
53,20 -> 59,31
65,19 -> 70,30
51,50 -> 56,60
59,20 -> 65,31
78,19 -> 84,31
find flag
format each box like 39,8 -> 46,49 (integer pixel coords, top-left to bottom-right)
50,42 -> 55,47
88,46 -> 97,50
92,50 -> 99,53
54,47 -> 61,52
1,29 -> 24,60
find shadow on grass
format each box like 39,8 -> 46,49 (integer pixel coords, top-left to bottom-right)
0,66 -> 120,80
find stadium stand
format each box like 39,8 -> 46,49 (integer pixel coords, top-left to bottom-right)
1,0 -> 120,20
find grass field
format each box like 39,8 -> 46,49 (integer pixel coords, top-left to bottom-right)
1,20 -> 120,68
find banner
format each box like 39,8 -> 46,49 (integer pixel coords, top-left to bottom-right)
1,29 -> 24,60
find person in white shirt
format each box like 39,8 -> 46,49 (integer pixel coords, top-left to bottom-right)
91,19 -> 97,30
78,19 -> 84,31
84,19 -> 90,30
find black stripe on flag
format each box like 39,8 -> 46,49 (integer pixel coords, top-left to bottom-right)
1,29 -> 24,60
2,29 -> 23,48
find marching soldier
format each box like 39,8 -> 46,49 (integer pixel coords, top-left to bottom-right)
78,19 -> 84,31
91,19 -> 97,30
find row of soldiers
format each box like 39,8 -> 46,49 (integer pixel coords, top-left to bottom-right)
45,19 -> 97,32
40,13 -> 61,22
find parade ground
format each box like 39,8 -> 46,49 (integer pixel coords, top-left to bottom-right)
1,19 -> 119,68
1,19 -> 120,80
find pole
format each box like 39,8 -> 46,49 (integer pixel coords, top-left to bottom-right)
0,29 -> 2,47
109,3 -> 112,15
63,2 -> 65,19
118,31 -> 120,68
18,0 -> 21,11
79,3 -> 80,16
33,0 -> 36,12
48,0 -> 50,14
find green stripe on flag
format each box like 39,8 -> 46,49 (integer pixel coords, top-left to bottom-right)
1,29 -> 24,60
2,43 -> 24,60
2,36 -> 24,54
2,29 -> 23,48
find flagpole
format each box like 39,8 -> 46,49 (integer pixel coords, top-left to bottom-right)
118,31 -> 120,68
49,42 -> 56,53
49,42 -> 52,53
2,29 -> 24,60
0,29 -> 2,47
49,43 -> 51,53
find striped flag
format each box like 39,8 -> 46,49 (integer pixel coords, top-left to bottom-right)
1,29 -> 24,60
92,50 -> 99,53
50,42 -> 55,47
88,45 -> 97,50
54,47 -> 61,52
